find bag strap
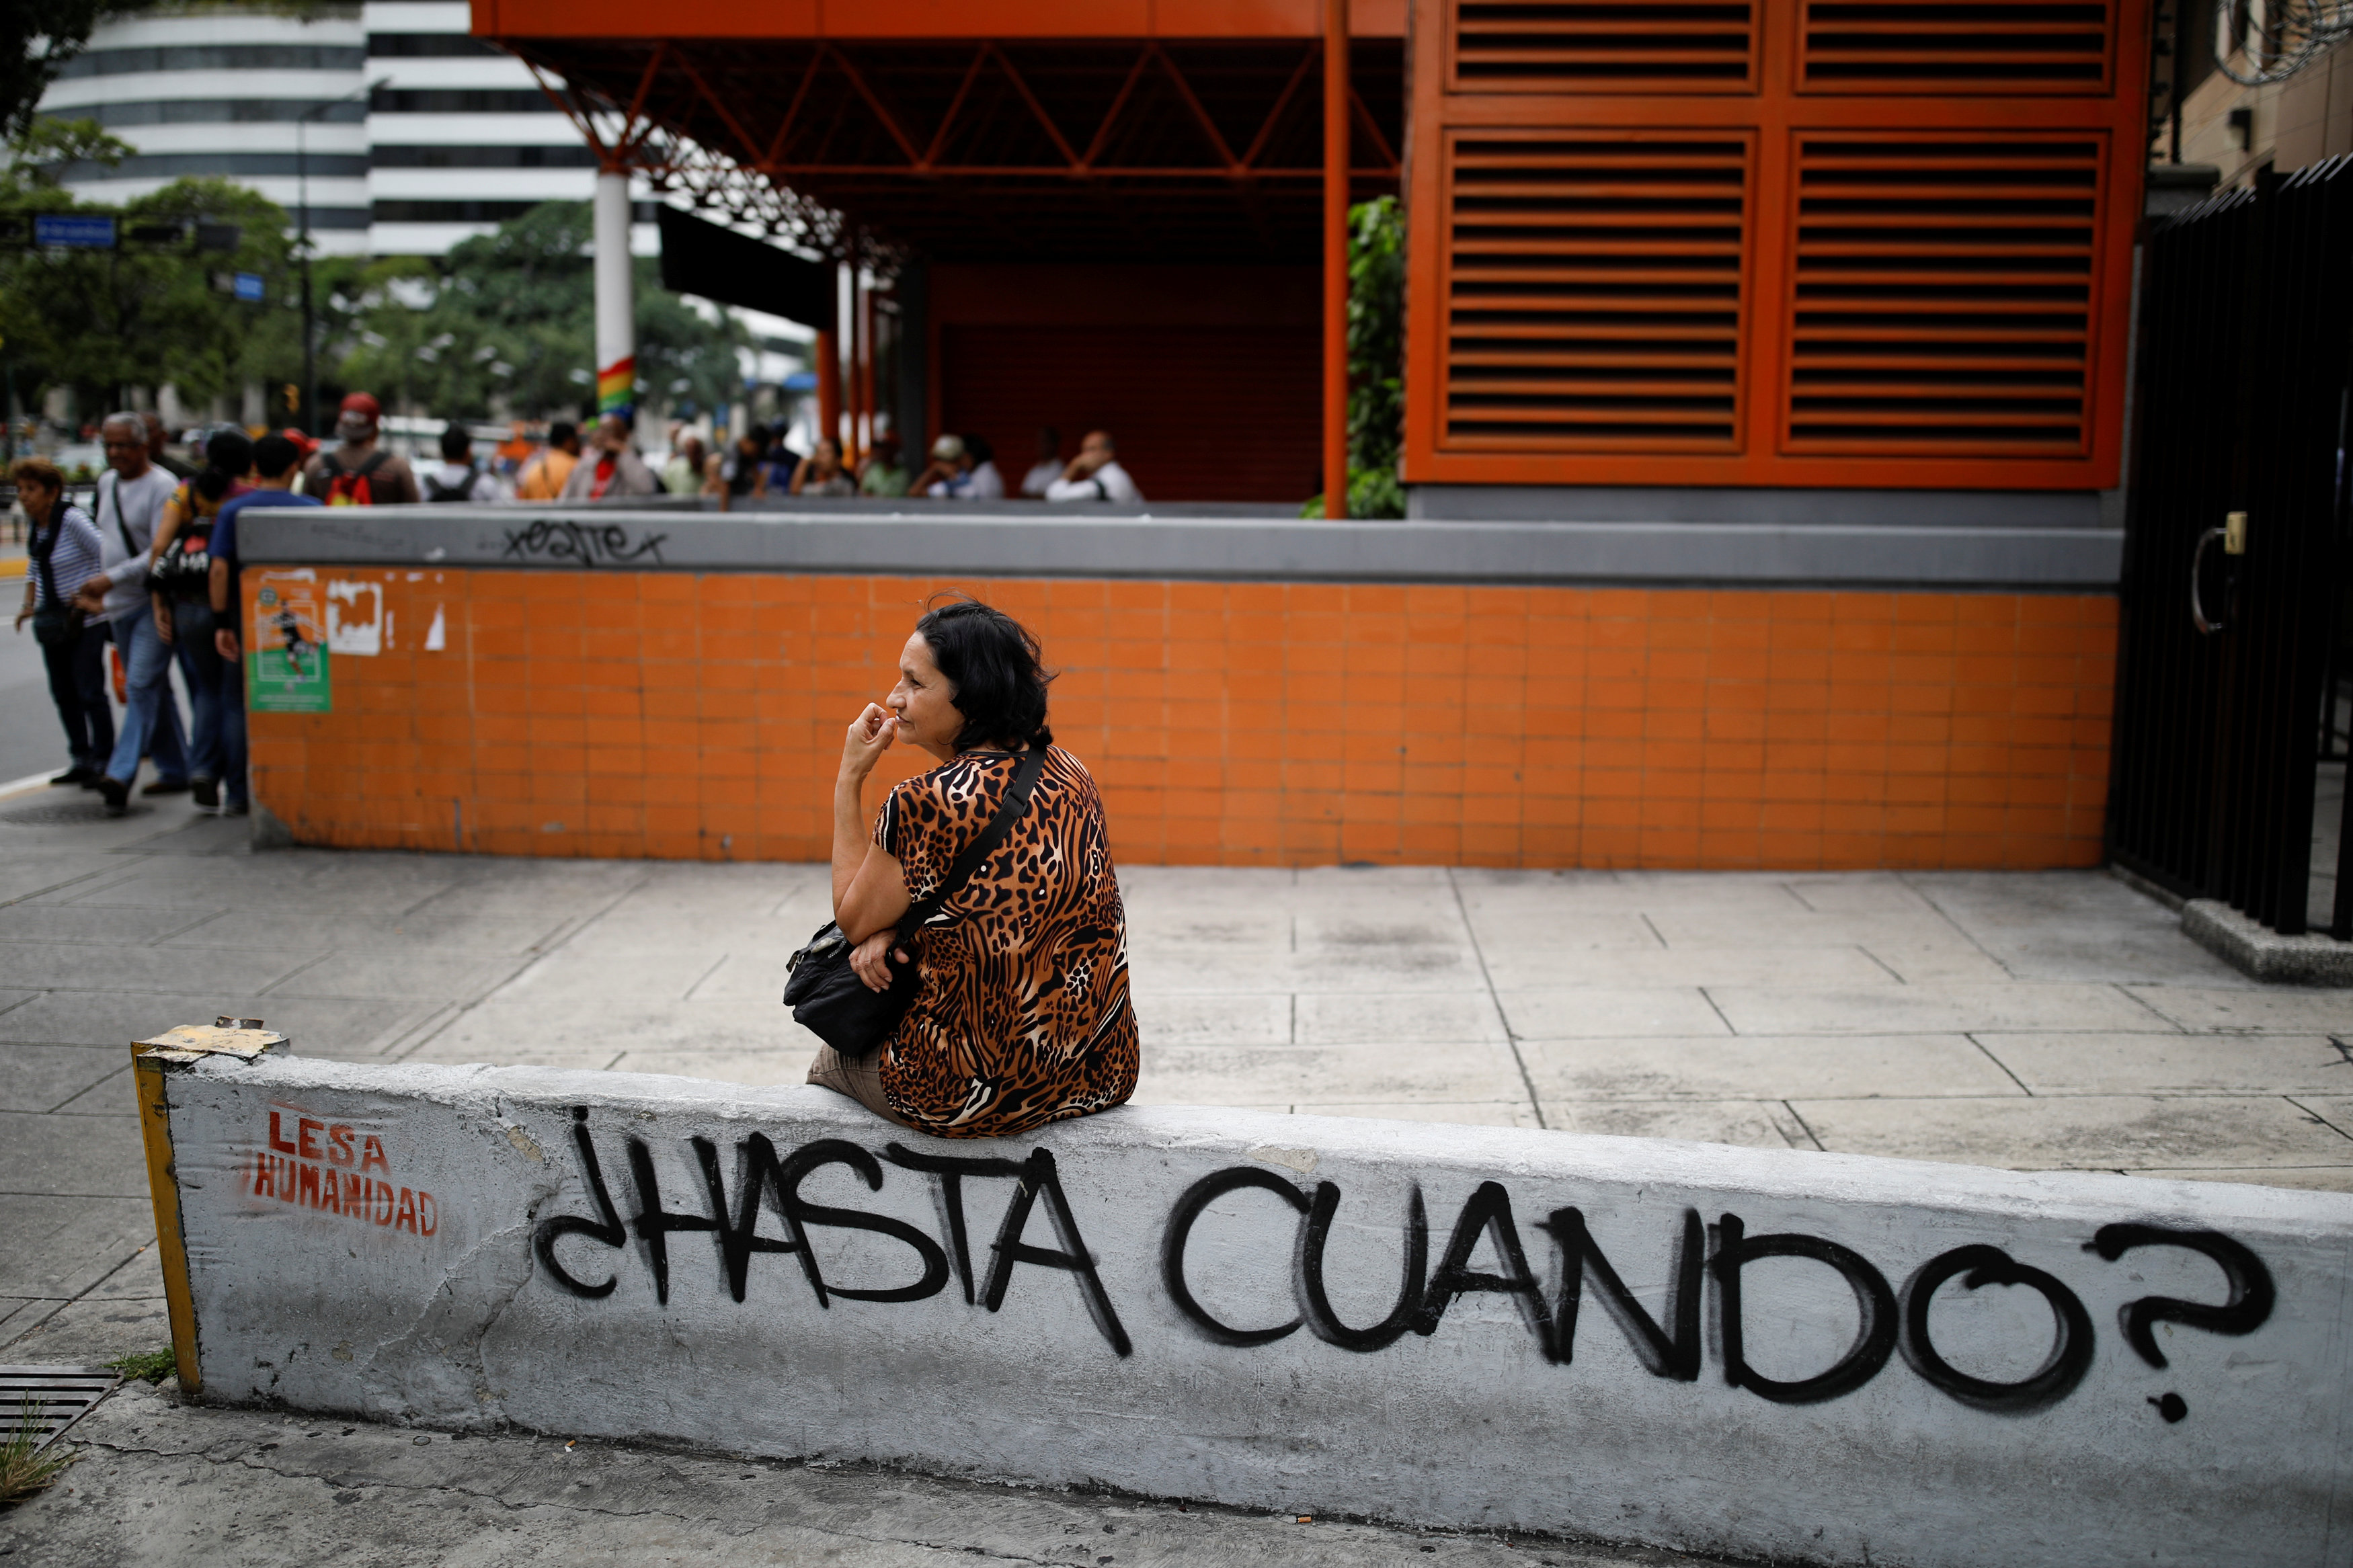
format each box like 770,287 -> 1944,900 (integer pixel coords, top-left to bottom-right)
895,747 -> 1045,942
108,474 -> 139,561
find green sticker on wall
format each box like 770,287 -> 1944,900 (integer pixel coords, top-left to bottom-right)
247,576 -> 333,713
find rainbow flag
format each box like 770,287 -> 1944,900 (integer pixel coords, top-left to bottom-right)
596,356 -> 635,416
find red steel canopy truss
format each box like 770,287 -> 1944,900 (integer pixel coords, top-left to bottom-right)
504,38 -> 1403,261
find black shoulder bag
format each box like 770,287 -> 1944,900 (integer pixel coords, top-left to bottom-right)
29,512 -> 80,649
783,747 -> 1044,1059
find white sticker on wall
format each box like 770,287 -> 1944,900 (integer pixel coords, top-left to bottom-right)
325,579 -> 384,657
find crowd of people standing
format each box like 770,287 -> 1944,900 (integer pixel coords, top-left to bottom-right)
13,391 -> 1150,802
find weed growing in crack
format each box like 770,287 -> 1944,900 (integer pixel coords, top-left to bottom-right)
106,1350 -> 175,1385
1,1399 -> 76,1503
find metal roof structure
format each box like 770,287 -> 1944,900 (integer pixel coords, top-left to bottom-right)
472,1 -> 1404,261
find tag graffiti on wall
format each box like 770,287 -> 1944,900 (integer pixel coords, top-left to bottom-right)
246,571 -> 331,713
247,1108 -> 438,1237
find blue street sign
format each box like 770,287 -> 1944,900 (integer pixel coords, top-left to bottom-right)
233,272 -> 266,302
34,214 -> 116,249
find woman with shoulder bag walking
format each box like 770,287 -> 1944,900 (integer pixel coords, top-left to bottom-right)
794,596 -> 1140,1138
145,429 -> 251,811
11,458 -> 114,787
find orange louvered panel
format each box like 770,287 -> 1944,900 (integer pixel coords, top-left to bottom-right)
1782,135 -> 2104,456
1799,1 -> 2114,93
1402,0 -> 2149,489
1442,132 -> 1750,450
1450,2 -> 1757,91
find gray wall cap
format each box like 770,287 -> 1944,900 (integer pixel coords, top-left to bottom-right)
237,503 -> 2122,589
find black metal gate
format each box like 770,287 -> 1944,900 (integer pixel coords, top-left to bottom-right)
2111,158 -> 2353,938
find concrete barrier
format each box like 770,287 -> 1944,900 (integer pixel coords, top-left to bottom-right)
133,1028 -> 2353,1568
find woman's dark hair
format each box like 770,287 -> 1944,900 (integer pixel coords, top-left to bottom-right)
195,429 -> 253,503
963,433 -> 993,464
916,595 -> 1054,753
440,422 -> 471,462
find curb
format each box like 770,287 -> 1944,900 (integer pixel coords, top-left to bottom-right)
2182,898 -> 2353,986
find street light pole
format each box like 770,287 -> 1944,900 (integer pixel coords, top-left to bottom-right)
296,77 -> 387,438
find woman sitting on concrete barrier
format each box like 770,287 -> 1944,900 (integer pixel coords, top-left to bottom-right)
814,596 -> 1138,1137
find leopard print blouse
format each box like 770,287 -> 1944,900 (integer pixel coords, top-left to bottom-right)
872,745 -> 1139,1137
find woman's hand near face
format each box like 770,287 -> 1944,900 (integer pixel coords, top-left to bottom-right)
849,928 -> 908,991
840,701 -> 898,779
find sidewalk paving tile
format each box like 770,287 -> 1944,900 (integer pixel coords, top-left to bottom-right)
1972,1032 -> 2353,1095
0,1109 -> 151,1197
1539,1098 -> 1815,1149
1482,944 -> 1897,990
1291,1101 -> 1544,1128
1708,983 -> 2167,1036
0,1195 -> 156,1297
1133,1041 -> 1528,1105
1525,1033 -> 2022,1101
1790,1094 -> 2353,1170
0,940 -> 323,995
0,1042 -> 126,1112
1138,993 -> 1295,1046
1497,987 -> 1735,1040
2122,987 -> 2353,1033
1909,870 -> 2251,984
1294,991 -> 1509,1044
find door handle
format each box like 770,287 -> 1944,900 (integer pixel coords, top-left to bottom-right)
2190,511 -> 2246,636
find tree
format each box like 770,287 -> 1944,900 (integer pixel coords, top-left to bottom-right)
2,121 -> 303,415
1303,195 -> 1406,520
6,1 -> 116,140
330,200 -> 750,422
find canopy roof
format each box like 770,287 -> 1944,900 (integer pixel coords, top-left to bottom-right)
473,1 -> 1404,261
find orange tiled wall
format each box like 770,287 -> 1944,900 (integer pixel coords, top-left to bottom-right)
246,569 -> 2116,869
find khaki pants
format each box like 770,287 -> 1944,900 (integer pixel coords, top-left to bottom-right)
805,1044 -> 912,1127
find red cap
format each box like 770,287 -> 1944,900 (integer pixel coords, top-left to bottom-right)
339,391 -> 381,419
280,426 -> 318,456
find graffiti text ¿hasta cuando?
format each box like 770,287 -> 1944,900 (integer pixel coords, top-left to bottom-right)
529,1113 -> 2275,1416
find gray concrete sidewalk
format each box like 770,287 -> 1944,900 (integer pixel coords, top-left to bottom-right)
2,781 -> 2350,1559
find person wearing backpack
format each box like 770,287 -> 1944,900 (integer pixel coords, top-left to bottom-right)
136,429 -> 251,813
303,391 -> 420,507
11,457 -> 113,788
424,422 -> 499,503
75,411 -> 194,810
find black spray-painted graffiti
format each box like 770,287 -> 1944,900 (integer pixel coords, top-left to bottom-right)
532,1110 -> 1130,1354
500,520 -> 668,566
527,1113 -> 2277,1419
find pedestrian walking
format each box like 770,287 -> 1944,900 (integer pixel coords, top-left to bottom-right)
141,411 -> 195,480
424,423 -> 500,503
807,596 -> 1138,1137
514,421 -> 582,500
304,393 -> 422,506
207,434 -> 319,818
11,457 -> 113,787
147,430 -> 253,811
77,411 -> 193,813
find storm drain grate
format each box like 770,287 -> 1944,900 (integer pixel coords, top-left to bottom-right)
1,1365 -> 123,1453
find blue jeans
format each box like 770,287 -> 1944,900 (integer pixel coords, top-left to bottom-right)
167,602 -> 227,786
173,602 -> 245,808
106,606 -> 190,787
